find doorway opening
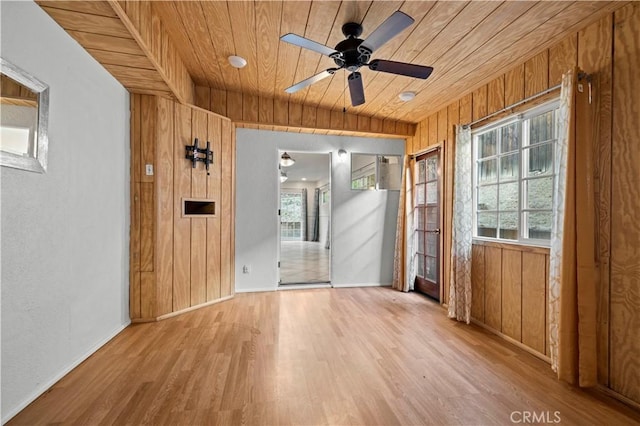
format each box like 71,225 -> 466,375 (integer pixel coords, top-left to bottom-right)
278,152 -> 331,285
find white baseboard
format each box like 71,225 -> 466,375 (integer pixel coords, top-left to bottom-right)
236,283 -> 392,293
235,286 -> 277,293
278,283 -> 332,291
331,282 -> 392,288
2,321 -> 130,425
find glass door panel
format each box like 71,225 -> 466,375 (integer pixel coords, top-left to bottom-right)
414,150 -> 441,300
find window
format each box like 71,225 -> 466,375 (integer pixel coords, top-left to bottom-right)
280,191 -> 303,240
473,101 -> 558,245
321,189 -> 329,205
351,154 -> 402,190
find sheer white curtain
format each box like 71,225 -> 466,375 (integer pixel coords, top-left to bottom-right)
448,125 -> 473,323
548,70 -> 574,374
405,158 -> 416,292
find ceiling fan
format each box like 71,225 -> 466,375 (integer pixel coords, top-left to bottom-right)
280,11 -> 433,107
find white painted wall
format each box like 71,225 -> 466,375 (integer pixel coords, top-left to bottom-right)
235,129 -> 404,292
1,2 -> 130,421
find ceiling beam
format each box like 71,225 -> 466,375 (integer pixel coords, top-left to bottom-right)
107,1 -> 195,104
194,86 -> 415,138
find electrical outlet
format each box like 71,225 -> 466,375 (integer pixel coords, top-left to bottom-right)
242,265 -> 251,274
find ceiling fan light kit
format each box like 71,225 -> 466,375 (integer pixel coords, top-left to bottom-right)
280,10 -> 434,107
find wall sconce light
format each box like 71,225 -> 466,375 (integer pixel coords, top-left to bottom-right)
338,149 -> 348,161
280,152 -> 295,167
280,170 -> 288,183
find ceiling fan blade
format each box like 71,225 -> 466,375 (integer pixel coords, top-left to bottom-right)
285,69 -> 336,94
368,59 -> 433,79
359,11 -> 414,54
348,72 -> 365,107
280,33 -> 338,57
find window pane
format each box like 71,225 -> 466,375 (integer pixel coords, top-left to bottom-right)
500,153 -> 519,181
426,206 -> 438,228
418,160 -> 426,183
501,122 -> 520,153
416,207 -> 425,230
281,193 -> 302,221
417,255 -> 424,277
426,181 -> 437,204
426,157 -> 438,180
478,130 -> 497,158
526,143 -> 553,176
526,211 -> 552,240
499,182 -> 519,211
530,110 -> 555,144
526,177 -> 553,209
477,212 -> 497,237
426,233 -> 437,256
478,159 -> 497,184
416,184 -> 425,205
477,185 -> 497,211
417,232 -> 424,254
425,257 -> 437,281
499,212 -> 518,240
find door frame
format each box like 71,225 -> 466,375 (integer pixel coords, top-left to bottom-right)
412,144 -> 445,302
276,149 -> 332,287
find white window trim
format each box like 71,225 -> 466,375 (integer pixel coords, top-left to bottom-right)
471,99 -> 559,247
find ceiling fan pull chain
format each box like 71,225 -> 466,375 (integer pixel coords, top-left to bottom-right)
343,71 -> 347,113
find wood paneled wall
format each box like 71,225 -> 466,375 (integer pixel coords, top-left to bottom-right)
130,94 -> 234,321
194,87 -> 415,138
407,4 -> 640,406
471,242 -> 550,357
610,3 -> 640,405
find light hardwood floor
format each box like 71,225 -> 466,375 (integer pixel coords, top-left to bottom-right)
9,287 -> 640,425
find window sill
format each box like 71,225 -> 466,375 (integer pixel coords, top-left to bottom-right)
472,238 -> 550,255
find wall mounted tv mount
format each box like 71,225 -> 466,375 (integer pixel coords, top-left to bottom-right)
185,138 -> 213,175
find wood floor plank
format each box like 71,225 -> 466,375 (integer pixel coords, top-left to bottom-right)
8,288 -> 640,425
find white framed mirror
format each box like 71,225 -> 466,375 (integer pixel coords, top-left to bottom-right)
1,57 -> 49,173
351,153 -> 402,190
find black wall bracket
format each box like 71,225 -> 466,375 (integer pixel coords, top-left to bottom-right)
185,138 -> 213,175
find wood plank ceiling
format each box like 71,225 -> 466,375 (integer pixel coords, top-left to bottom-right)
151,1 -> 620,123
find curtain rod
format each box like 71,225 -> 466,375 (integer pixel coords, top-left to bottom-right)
465,83 -> 562,128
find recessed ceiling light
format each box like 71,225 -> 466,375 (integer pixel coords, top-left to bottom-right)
399,91 -> 416,102
228,55 -> 247,68
301,177 -> 307,181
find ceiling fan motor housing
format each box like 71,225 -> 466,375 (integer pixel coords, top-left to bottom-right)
333,22 -> 371,72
